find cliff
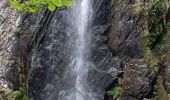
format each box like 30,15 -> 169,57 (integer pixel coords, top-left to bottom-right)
0,0 -> 170,100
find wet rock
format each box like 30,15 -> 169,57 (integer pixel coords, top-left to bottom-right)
21,1 -> 123,99
163,64 -> 170,93
0,0 -> 21,97
119,59 -> 156,99
19,0 -> 145,100
117,94 -> 137,100
108,0 -> 143,58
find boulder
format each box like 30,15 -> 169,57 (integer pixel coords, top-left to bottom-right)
119,59 -> 156,99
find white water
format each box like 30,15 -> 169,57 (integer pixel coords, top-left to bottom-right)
74,0 -> 92,100
59,0 -> 93,100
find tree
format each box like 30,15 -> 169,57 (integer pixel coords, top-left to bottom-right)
7,0 -> 72,12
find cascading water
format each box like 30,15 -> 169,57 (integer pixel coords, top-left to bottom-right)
74,0 -> 92,99
59,0 -> 93,100
27,0 -> 121,100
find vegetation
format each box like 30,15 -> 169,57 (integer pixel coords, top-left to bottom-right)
6,0 -> 72,12
133,0 -> 143,15
7,49 -> 27,100
143,40 -> 159,72
107,78 -> 121,99
142,0 -> 166,72
107,86 -> 119,97
150,77 -> 167,100
147,0 -> 166,53
142,0 -> 168,99
7,87 -> 27,100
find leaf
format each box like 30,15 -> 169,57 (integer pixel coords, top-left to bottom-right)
8,0 -> 23,10
7,0 -> 71,12
107,86 -> 119,96
48,3 -> 56,11
32,0 -> 41,5
63,0 -> 72,6
51,0 -> 63,7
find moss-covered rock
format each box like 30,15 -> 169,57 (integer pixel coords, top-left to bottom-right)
119,59 -> 156,99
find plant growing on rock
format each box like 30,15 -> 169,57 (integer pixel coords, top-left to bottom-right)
106,78 -> 121,99
142,0 -> 166,72
7,87 -> 27,100
151,77 -> 167,100
147,0 -> 166,52
6,0 -> 72,12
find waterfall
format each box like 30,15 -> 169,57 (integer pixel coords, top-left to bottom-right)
74,0 -> 92,100
59,0 -> 93,100
25,0 -> 122,99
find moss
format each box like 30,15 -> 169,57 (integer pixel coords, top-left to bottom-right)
133,1 -> 143,15
17,56 -> 25,87
151,77 -> 167,100
142,0 -> 166,73
142,1 -> 168,99
142,30 -> 159,72
7,87 -> 27,100
0,86 -> 12,100
12,27 -> 21,38
147,0 -> 166,53
141,0 -> 166,53
7,36 -> 27,100
6,56 -> 27,100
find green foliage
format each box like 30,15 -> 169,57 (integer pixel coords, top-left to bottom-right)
7,87 -> 27,100
7,54 -> 27,100
133,1 -> 143,15
147,0 -> 166,53
107,86 -> 119,97
143,41 -> 159,72
142,0 -> 166,73
6,0 -> 72,12
153,35 -> 165,52
151,77 -> 167,100
148,0 -> 165,25
106,78 -> 121,99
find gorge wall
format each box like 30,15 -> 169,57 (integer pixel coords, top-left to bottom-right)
1,0 -> 170,100
0,0 -> 21,99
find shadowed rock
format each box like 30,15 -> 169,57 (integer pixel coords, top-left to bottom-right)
119,59 -> 156,99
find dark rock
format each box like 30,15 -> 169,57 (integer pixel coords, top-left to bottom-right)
119,59 -> 156,99
117,93 -> 138,100
18,0 -> 146,100
108,0 -> 143,58
21,0 -> 123,100
163,64 -> 170,93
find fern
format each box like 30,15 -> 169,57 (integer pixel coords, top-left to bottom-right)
107,86 -> 119,96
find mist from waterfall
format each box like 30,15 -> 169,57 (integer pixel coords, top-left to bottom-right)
59,0 -> 93,100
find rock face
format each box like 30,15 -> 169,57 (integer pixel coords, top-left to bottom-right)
163,1 -> 170,97
108,0 -> 143,59
9,0 -> 152,100
21,1 -> 122,99
119,59 -> 155,100
1,0 -> 170,100
164,64 -> 170,93
0,0 -> 21,98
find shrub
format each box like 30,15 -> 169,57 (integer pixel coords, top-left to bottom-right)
7,0 -> 72,12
